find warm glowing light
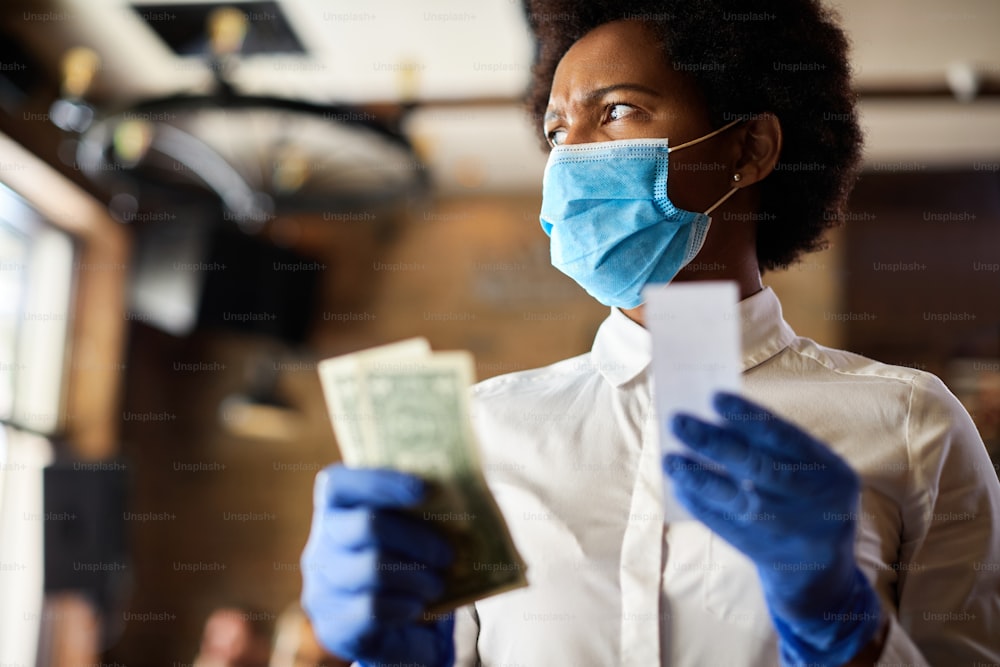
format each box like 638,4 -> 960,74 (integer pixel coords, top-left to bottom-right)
208,7 -> 249,56
60,47 -> 100,99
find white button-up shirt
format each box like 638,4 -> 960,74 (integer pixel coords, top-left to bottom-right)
456,287 -> 1000,666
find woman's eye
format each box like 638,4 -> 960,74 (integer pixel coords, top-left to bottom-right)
607,103 -> 635,122
546,129 -> 567,146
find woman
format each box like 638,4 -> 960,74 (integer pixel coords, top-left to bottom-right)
301,1 -> 1000,665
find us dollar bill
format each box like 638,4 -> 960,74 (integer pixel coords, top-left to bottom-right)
318,340 -> 527,611
318,338 -> 432,466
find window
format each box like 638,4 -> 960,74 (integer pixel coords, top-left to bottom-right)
0,183 -> 76,666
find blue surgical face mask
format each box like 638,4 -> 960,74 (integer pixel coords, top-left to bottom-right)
539,119 -> 742,309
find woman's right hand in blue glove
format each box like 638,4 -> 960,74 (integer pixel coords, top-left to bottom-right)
301,464 -> 456,666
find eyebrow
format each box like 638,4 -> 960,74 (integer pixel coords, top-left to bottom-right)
544,83 -> 663,123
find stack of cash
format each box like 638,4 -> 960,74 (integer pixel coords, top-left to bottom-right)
318,338 -> 527,612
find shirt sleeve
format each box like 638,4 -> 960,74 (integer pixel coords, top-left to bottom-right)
453,603 -> 481,666
878,372 -> 1000,665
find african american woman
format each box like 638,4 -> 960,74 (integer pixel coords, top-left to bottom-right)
301,2 -> 1000,665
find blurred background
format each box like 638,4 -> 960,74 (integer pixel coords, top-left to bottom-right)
0,0 -> 997,664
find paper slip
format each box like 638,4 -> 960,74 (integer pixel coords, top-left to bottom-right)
642,281 -> 742,522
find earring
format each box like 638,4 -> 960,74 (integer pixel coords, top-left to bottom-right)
732,173 -> 743,183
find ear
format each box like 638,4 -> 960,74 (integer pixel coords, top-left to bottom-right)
732,112 -> 783,186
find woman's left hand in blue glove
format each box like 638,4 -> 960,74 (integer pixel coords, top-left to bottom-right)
665,391 -> 883,667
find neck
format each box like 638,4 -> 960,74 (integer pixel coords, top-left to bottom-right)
621,271 -> 764,327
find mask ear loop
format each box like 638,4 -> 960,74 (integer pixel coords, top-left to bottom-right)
704,185 -> 740,215
668,118 -> 743,153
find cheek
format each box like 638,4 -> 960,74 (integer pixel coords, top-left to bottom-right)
666,154 -> 728,213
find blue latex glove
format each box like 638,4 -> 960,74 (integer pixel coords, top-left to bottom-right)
664,392 -> 882,667
301,464 -> 456,666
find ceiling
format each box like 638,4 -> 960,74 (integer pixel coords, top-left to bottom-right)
53,0 -> 536,105
5,0 -> 1000,194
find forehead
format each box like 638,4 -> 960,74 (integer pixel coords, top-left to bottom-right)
549,20 -> 668,99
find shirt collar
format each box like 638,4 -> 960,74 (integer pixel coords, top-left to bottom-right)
590,286 -> 797,388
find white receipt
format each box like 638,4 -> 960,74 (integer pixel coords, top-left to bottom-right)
642,281 -> 742,522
